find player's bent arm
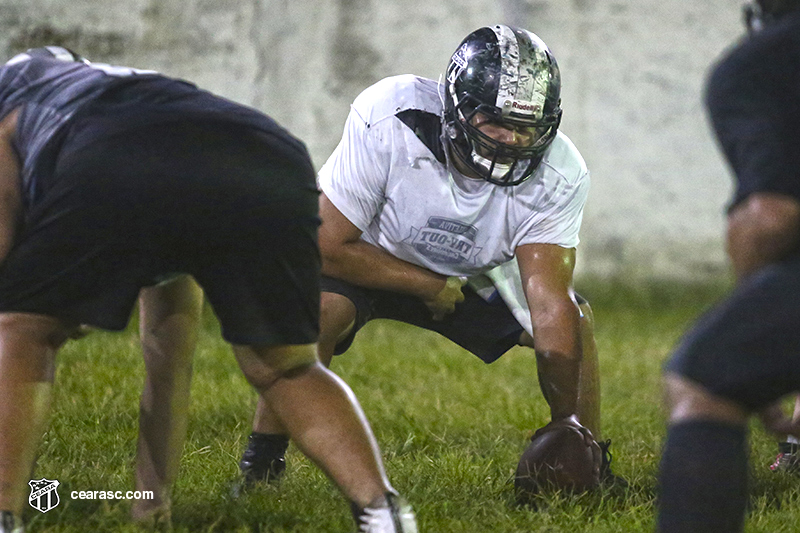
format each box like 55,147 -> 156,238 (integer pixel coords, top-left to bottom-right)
319,193 -> 451,302
516,243 -> 583,422
726,192 -> 800,282
0,109 -> 21,262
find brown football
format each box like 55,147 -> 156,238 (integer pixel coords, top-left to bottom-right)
514,423 -> 600,499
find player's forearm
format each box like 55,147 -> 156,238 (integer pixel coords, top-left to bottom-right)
535,350 -> 581,420
531,301 -> 583,421
321,240 -> 447,300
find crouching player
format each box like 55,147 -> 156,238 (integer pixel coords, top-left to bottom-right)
0,47 -> 417,533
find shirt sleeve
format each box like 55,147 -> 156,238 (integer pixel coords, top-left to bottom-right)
317,104 -> 391,233
515,171 -> 590,249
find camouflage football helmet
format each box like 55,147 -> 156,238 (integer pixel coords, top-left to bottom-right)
443,25 -> 562,186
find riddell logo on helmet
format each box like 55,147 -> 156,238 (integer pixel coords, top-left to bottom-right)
512,101 -> 540,113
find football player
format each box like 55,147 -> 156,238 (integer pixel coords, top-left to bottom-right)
0,47 -> 416,533
658,1 -> 800,531
236,25 -> 623,491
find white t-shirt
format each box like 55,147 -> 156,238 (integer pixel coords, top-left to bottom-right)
318,74 -> 590,334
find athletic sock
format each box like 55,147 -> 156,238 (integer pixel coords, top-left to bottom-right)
657,420 -> 748,533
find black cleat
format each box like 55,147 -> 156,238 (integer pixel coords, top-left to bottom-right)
229,433 -> 289,498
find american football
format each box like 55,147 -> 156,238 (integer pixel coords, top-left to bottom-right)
514,422 -> 601,500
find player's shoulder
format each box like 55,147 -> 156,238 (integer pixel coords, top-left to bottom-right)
351,74 -> 442,126
3,47 -> 84,72
536,130 -> 588,187
0,46 -> 92,89
710,14 -> 800,91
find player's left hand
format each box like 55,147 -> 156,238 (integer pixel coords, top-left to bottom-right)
758,402 -> 800,438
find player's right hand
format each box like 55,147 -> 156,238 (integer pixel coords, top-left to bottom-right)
530,415 -> 602,482
424,276 -> 466,320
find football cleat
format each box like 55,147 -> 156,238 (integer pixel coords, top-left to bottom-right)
238,451 -> 286,484
229,433 -> 288,498
598,439 -> 629,488
770,442 -> 800,473
355,492 -> 418,533
0,511 -> 23,533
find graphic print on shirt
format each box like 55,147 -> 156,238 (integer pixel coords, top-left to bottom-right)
405,217 -> 482,265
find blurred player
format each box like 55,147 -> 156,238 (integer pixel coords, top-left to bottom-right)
236,24 -> 623,490
0,47 -> 416,533
658,1 -> 800,531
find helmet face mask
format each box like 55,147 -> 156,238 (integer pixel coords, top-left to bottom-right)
443,25 -> 562,187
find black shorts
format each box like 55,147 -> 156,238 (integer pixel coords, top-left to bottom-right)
321,276 -> 588,363
664,254 -> 800,411
0,119 -> 321,347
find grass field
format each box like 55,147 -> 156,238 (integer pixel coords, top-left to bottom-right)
23,278 -> 800,532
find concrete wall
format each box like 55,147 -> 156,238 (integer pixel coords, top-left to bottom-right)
0,0 -> 747,280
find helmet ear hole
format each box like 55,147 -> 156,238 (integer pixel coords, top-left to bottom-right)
443,24 -> 562,186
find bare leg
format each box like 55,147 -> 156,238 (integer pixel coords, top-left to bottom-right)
663,373 -> 749,427
132,276 -> 203,522
251,292 -> 356,434
233,343 -> 390,508
0,313 -> 71,515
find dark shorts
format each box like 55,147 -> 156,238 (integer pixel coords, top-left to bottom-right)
321,275 -> 588,364
0,119 -> 321,347
664,254 -> 800,411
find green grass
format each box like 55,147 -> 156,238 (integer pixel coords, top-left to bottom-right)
23,278 -> 800,532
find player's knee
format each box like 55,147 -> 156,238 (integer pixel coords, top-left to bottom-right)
234,343 -> 319,391
0,312 -> 73,349
663,372 -> 748,426
270,344 -> 319,374
0,313 -> 71,382
318,292 -> 357,363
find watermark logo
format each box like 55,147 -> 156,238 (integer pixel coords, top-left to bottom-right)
29,478 -> 60,513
